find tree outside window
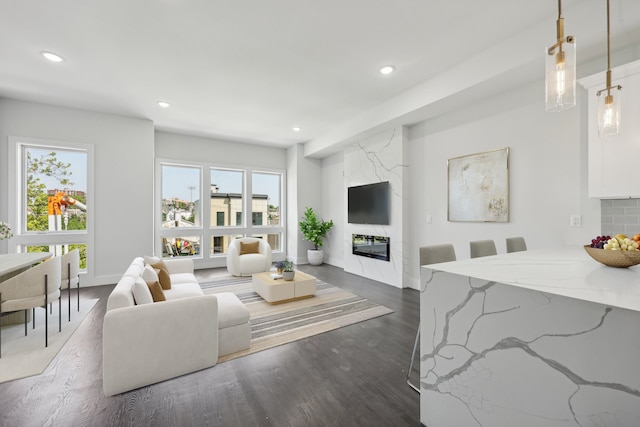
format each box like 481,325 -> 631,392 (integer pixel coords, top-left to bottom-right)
21,145 -> 88,267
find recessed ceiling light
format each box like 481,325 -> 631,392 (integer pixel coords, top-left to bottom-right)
379,65 -> 395,75
41,51 -> 64,63
292,127 -> 302,132
157,101 -> 170,108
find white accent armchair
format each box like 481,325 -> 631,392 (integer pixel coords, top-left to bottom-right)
226,238 -> 272,277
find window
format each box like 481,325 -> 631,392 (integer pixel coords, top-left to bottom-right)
210,168 -> 243,228
209,233 -> 243,255
156,159 -> 284,260
158,164 -> 202,258
213,236 -> 223,254
162,236 -> 200,257
252,172 -> 280,226
161,165 -> 200,228
252,212 -> 263,225
8,137 -> 92,270
252,171 -> 283,251
24,146 -> 87,234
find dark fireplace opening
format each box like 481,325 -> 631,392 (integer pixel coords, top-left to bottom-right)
352,234 -> 390,262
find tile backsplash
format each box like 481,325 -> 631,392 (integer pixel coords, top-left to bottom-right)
601,199 -> 640,236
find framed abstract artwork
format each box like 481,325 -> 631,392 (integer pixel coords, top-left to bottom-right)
447,147 -> 509,222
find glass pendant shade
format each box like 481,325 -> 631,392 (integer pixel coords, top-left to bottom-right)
597,86 -> 622,137
545,41 -> 576,112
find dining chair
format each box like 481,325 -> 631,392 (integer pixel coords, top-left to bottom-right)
408,244 -> 457,393
60,249 -> 80,321
0,256 -> 61,358
506,237 -> 527,253
470,240 -> 498,258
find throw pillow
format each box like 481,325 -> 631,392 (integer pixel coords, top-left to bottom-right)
143,255 -> 161,266
155,267 -> 172,290
132,278 -> 153,305
150,260 -> 172,290
141,265 -> 159,283
146,280 -> 166,302
240,241 -> 259,255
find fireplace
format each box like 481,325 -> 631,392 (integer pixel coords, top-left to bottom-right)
352,234 -> 390,262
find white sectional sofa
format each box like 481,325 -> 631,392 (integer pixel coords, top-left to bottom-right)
103,257 -> 250,396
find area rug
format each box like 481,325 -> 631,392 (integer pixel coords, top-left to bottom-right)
200,276 -> 393,363
0,297 -> 98,383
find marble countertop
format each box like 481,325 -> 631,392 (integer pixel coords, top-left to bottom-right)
421,247 -> 640,313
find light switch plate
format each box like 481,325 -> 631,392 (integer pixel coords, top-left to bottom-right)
570,215 -> 581,227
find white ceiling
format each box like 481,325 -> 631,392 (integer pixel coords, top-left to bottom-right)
1,0 -> 639,153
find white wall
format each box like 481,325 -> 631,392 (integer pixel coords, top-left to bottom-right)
287,144 -> 324,265
0,98 -> 155,285
405,79 -> 600,289
155,131 -> 286,169
321,152 -> 344,268
286,144 -> 300,264
579,60 -> 640,198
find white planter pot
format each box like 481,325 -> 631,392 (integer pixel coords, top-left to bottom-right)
308,249 -> 324,266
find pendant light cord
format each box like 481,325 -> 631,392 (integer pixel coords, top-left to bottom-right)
558,0 -> 562,19
604,0 -> 616,95
607,0 -> 611,72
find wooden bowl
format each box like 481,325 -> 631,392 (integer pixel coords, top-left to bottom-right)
583,245 -> 640,268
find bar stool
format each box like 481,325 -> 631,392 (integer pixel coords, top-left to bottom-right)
506,237 -> 527,253
470,240 -> 497,258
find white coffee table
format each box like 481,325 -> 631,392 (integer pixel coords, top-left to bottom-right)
252,271 -> 317,304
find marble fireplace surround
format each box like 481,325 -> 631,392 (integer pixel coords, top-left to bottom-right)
420,247 -> 640,427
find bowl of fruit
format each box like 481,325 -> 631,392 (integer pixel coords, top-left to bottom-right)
584,234 -> 640,268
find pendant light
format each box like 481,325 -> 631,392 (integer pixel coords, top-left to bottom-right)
596,0 -> 622,137
545,0 -> 576,112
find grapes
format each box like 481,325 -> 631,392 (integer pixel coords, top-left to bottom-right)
590,234 -> 640,251
603,236 -> 639,251
589,235 -> 611,249
588,235 -> 640,250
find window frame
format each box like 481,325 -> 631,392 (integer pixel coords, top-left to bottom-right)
157,161 -> 204,259
7,136 -> 94,274
155,158 -> 285,266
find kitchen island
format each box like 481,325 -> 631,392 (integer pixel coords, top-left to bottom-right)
420,247 -> 640,426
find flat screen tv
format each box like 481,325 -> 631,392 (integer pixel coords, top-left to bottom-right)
348,181 -> 390,225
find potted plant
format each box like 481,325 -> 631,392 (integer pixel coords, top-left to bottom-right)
274,261 -> 286,274
282,260 -> 295,281
299,207 -> 334,265
0,222 -> 13,241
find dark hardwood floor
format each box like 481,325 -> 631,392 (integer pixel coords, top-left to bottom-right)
0,264 -> 420,427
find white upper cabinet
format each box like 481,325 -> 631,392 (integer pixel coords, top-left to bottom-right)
579,60 -> 640,198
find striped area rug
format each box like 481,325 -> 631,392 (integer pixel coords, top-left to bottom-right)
200,276 -> 394,363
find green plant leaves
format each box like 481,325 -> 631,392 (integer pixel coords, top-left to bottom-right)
299,207 -> 334,250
